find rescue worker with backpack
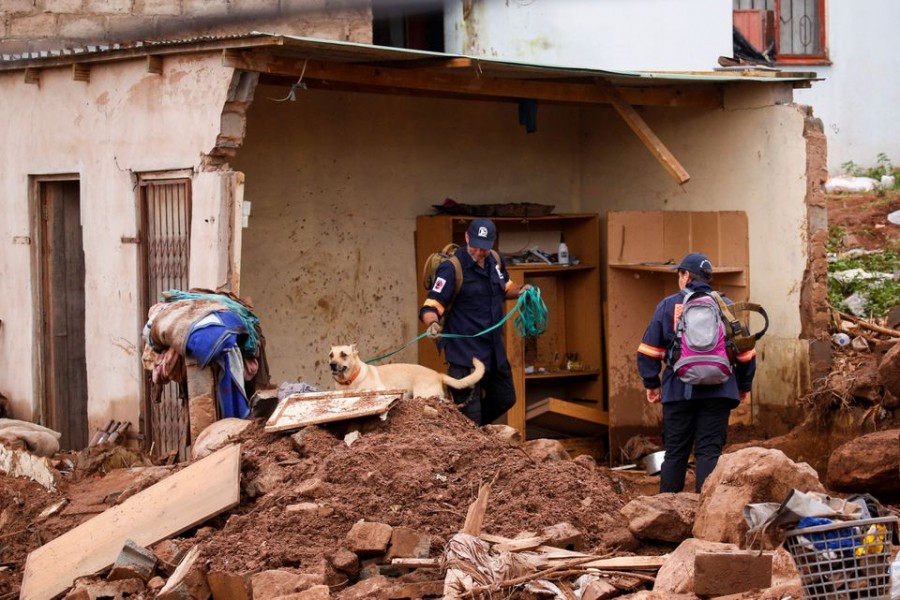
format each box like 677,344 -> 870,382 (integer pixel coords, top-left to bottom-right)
637,252 -> 758,494
419,218 -> 530,426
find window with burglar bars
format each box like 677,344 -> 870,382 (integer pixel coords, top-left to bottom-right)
140,177 -> 191,459
733,0 -> 827,63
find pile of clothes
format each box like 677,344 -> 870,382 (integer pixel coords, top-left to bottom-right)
142,289 -> 268,420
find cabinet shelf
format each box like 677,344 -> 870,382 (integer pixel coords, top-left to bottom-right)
508,264 -> 594,274
415,212 -> 605,443
525,369 -> 600,380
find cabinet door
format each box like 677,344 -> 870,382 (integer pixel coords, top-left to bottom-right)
605,211 -> 750,455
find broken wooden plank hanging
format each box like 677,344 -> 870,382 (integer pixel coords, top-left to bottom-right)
20,443 -> 241,600
597,78 -> 691,185
264,388 -> 404,433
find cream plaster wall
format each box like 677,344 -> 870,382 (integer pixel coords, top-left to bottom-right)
232,86 -> 582,390
0,54 -> 235,430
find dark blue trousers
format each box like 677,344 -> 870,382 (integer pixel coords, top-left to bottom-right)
660,398 -> 732,493
448,361 -> 516,426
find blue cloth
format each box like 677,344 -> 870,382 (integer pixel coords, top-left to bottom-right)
184,311 -> 250,419
797,517 -> 860,553
420,246 -> 511,369
637,280 -> 755,404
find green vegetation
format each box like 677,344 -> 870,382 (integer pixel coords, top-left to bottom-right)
840,153 -> 898,188
828,249 -> 900,319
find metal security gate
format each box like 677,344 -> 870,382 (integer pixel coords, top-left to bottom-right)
140,177 -> 191,459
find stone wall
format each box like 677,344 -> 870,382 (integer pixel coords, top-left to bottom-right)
0,0 -> 372,54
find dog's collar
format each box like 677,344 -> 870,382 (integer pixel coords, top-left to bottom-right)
337,364 -> 361,386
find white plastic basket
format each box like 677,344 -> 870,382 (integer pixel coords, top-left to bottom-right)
783,516 -> 897,600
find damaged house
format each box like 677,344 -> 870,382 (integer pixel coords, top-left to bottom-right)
0,2 -> 829,459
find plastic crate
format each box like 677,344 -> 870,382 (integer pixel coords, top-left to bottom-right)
784,516 -> 897,600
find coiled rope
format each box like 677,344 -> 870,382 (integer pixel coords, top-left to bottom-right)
366,286 -> 548,364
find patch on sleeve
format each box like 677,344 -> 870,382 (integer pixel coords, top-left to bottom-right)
432,277 -> 447,293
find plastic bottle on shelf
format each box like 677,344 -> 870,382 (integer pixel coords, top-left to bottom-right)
557,233 -> 570,265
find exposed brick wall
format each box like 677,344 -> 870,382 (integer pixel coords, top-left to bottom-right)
0,0 -> 372,54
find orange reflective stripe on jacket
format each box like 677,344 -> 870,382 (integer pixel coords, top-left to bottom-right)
638,342 -> 666,359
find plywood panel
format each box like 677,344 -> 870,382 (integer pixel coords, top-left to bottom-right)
264,389 -> 403,432
21,444 -> 242,600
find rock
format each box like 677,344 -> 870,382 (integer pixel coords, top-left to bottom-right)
482,424 -> 521,444
345,521 -> 393,556
653,538 -> 741,594
385,527 -> 431,560
339,574 -> 389,600
523,439 -> 571,463
826,429 -> 900,494
328,549 -> 359,578
877,342 -> 900,398
250,570 -> 325,600
693,447 -> 825,547
848,363 -> 881,402
620,493 -> 698,543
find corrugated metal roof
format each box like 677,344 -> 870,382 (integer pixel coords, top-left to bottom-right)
0,31 -> 820,86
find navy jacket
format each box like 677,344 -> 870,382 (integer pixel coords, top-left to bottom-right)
637,281 -> 756,405
420,246 -> 514,369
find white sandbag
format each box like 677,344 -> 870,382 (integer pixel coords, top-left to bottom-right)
0,418 -> 62,438
0,426 -> 60,457
824,176 -> 879,193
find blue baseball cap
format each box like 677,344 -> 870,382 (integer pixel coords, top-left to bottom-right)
675,252 -> 713,279
467,218 -> 497,249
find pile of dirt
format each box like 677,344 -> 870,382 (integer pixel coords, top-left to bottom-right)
0,397 -> 646,598
200,396 -> 636,574
826,189 -> 900,252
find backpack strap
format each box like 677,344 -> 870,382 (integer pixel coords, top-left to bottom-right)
711,291 -> 745,339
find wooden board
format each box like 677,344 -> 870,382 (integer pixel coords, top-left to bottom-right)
21,443 -> 242,600
525,397 -> 608,435
264,388 -> 404,433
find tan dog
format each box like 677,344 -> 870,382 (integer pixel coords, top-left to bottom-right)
329,344 -> 485,400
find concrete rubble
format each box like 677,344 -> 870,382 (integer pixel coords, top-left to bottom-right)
0,388 -> 897,599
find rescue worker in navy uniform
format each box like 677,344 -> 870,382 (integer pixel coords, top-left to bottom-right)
419,218 -> 528,425
636,252 -> 757,494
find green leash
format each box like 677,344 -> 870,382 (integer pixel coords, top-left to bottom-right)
366,286 -> 548,364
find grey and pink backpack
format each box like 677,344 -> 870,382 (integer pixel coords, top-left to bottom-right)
671,292 -> 733,385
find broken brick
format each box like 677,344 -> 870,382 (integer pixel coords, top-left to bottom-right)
346,520 -> 393,556
693,551 -> 772,597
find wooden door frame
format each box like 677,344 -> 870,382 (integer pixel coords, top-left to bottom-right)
30,174 -> 82,436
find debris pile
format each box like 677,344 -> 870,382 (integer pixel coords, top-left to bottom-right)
0,397 -> 643,599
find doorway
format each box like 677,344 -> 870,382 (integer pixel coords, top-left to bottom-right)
37,179 -> 88,450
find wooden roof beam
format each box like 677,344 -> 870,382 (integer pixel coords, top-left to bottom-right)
598,79 -> 690,185
222,50 -> 722,109
24,67 -> 40,84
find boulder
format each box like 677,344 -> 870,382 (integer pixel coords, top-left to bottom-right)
878,342 -> 900,398
693,447 -> 824,547
826,429 -> 900,494
620,493 -> 698,543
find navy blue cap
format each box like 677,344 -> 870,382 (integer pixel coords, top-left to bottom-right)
676,252 -> 713,279
467,218 -> 497,249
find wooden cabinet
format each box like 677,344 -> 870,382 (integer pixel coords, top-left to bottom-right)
605,210 -> 751,455
415,214 -> 607,440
